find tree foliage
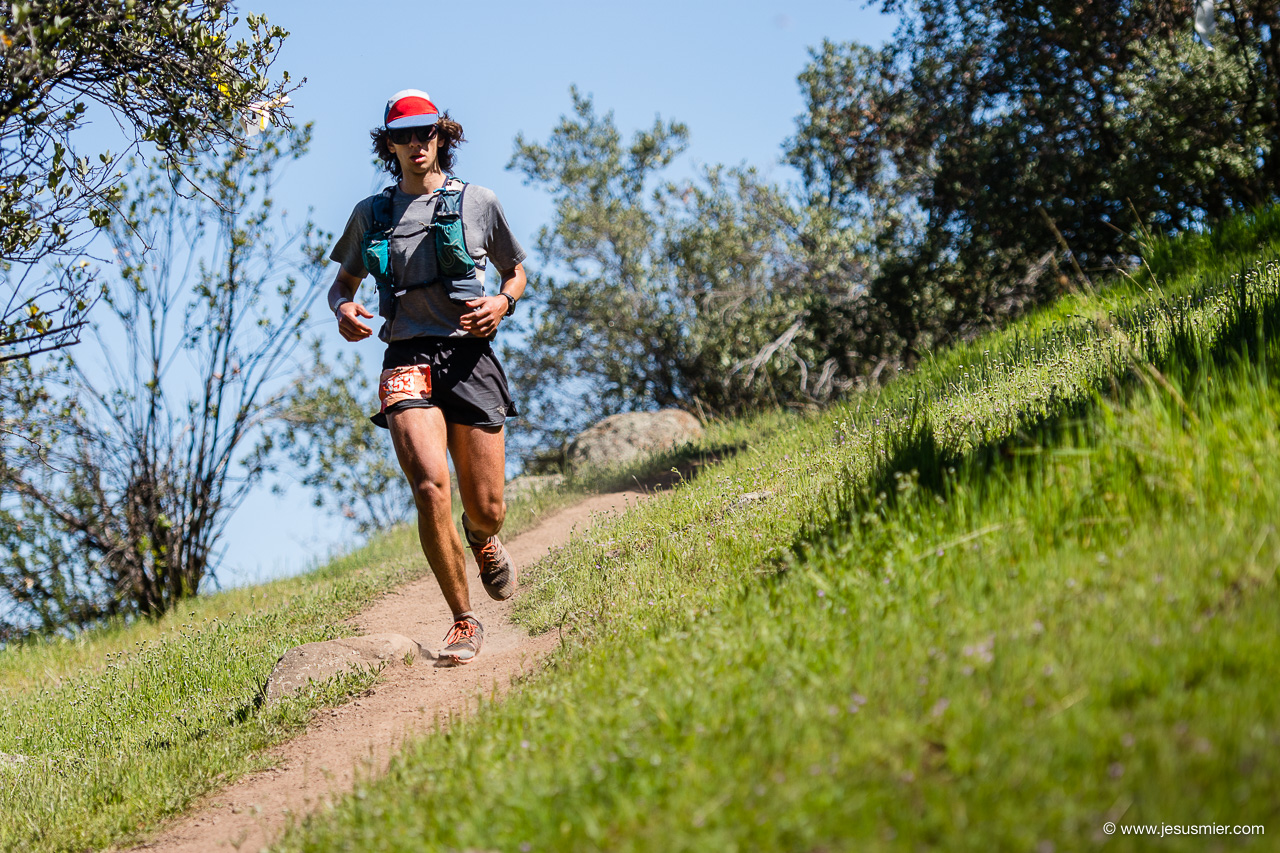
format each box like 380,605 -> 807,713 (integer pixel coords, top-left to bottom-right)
0,129 -> 324,634
505,89 -> 868,454
509,7 -> 1280,463
786,1 -> 1280,358
0,0 -> 296,363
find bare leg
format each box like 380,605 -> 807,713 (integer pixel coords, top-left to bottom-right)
387,406 -> 471,618
448,422 -> 507,538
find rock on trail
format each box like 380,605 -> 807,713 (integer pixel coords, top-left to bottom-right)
264,633 -> 424,705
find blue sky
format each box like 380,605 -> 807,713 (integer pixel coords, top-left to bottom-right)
201,0 -> 901,586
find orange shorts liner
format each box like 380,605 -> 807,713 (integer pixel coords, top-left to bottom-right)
377,364 -> 432,415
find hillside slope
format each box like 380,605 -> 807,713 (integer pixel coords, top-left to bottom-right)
4,210 -> 1280,852
279,214 -> 1280,851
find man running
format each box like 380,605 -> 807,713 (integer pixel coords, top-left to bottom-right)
327,89 -> 526,664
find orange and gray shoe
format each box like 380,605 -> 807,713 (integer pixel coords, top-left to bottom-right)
440,615 -> 484,664
462,513 -> 517,601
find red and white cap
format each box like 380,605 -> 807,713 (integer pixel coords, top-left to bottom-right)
384,89 -> 439,129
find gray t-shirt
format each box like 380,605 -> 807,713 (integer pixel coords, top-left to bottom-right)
330,181 -> 527,341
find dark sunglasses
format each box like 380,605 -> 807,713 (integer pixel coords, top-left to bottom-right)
387,125 -> 438,146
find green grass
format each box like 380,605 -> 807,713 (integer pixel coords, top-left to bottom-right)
271,216 -> 1280,850
6,208 -> 1280,851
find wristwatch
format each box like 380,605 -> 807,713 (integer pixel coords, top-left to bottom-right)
501,292 -> 517,318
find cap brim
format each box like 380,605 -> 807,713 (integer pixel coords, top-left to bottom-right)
386,113 -> 439,130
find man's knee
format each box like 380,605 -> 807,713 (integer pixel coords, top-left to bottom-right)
410,474 -> 452,511
468,494 -> 506,535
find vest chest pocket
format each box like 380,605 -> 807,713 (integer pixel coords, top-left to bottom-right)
431,189 -> 476,278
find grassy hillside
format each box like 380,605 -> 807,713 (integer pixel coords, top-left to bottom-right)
0,488 -> 588,852
3,208 -> 1280,851
276,214 -> 1280,851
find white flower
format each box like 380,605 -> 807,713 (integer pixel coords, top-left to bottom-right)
239,95 -> 292,138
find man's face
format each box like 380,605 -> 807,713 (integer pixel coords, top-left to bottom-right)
387,126 -> 438,176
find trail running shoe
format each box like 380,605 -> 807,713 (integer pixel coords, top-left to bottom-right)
462,513 -> 517,601
440,615 -> 484,664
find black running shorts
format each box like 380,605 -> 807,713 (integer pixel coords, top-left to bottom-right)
371,337 -> 519,429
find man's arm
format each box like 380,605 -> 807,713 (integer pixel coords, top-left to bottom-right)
329,266 -> 376,342
460,262 -> 527,338
499,262 -> 527,304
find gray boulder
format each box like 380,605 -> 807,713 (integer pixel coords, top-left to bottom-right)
505,473 -> 566,501
566,409 -> 703,472
264,633 -> 422,705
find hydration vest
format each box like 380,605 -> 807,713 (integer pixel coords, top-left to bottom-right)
360,177 -> 486,307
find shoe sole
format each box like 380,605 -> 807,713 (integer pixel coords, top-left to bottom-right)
481,578 -> 516,601
438,651 -> 477,665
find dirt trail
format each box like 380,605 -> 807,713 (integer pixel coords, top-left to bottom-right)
134,489 -> 647,853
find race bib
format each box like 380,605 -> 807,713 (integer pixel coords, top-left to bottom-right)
377,364 -> 432,414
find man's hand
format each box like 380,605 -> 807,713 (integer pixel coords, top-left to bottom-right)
459,295 -> 508,338
336,301 -> 375,341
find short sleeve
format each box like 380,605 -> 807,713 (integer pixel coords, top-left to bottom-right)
329,198 -> 374,280
471,186 -> 527,273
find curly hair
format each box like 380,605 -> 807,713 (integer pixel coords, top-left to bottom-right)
370,112 -> 466,179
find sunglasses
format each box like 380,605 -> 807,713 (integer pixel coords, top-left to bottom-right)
388,125 -> 438,146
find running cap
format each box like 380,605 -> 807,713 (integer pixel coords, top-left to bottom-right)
384,89 -> 439,129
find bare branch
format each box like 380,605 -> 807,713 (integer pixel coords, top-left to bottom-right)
0,127 -> 323,633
